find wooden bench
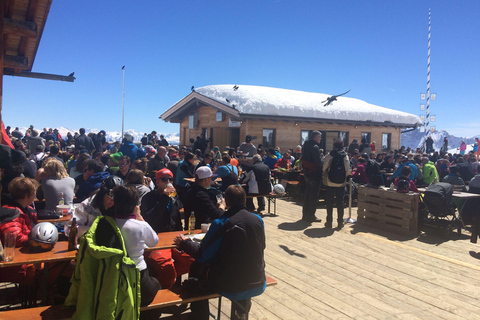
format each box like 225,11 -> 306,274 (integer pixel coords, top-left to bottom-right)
246,193 -> 282,215
0,276 -> 277,320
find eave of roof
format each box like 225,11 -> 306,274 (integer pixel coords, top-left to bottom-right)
160,91 -> 240,123
3,0 -> 53,73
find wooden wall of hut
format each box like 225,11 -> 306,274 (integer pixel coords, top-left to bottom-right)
179,105 -> 402,154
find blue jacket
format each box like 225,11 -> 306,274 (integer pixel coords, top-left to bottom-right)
179,206 -> 266,300
263,156 -> 277,169
76,171 -> 110,201
119,142 -> 138,163
175,160 -> 194,188
391,161 -> 418,181
214,164 -> 238,178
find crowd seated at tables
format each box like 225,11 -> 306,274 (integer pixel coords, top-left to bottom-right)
3,124 -> 480,310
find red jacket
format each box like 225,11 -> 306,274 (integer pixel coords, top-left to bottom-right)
274,157 -> 291,169
0,205 -> 35,247
0,206 -> 38,285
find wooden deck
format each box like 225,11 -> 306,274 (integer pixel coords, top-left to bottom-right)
2,198 -> 480,319
204,198 -> 480,320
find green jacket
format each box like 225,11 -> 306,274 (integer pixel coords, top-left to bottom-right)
64,216 -> 140,320
422,161 -> 439,185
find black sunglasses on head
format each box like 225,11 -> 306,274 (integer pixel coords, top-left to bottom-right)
160,177 -> 174,182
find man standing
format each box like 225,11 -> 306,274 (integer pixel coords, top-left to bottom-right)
26,130 -> 45,154
158,135 -> 169,147
425,136 -> 434,154
242,154 -> 272,214
76,128 -> 95,152
174,185 -> 266,320
301,131 -> 323,222
11,127 -> 24,139
238,135 -> 257,158
322,139 -> 350,229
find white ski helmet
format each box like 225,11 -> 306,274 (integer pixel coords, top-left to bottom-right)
29,222 -> 58,252
124,133 -> 134,143
273,184 -> 285,194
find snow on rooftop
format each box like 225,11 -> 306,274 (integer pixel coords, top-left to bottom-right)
195,84 -> 422,126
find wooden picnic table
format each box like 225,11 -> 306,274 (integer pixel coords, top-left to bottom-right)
0,229 -> 201,305
38,215 -> 72,224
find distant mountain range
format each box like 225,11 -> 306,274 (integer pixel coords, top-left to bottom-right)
401,128 -> 477,153
16,127 -> 180,146
15,126 -> 477,153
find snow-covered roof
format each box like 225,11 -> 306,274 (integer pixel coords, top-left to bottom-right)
192,84 -> 422,126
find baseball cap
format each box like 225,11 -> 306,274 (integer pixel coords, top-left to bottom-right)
156,168 -> 173,180
195,166 -> 217,179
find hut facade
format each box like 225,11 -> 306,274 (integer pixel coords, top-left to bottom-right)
161,85 -> 422,153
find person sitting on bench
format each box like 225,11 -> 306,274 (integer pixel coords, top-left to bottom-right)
174,184 -> 266,320
114,185 -> 161,306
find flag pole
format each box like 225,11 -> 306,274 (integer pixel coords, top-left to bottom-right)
122,65 -> 125,139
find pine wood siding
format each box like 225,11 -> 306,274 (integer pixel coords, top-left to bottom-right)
179,105 -> 402,152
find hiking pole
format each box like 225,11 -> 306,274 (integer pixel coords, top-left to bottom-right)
344,177 -> 357,224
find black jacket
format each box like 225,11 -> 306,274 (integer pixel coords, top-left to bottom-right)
243,161 -> 272,195
183,183 -> 224,230
76,134 -> 95,151
179,206 -> 266,298
302,139 -> 322,178
141,190 -> 183,232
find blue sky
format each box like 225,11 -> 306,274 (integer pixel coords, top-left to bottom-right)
3,1 -> 480,137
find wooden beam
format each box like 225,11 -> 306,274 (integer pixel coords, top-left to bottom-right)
3,55 -> 28,70
3,70 -> 75,82
4,18 -> 37,38
1,0 -> 4,140
27,0 -> 41,21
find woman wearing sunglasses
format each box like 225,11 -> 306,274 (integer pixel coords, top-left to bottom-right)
65,175 -> 124,238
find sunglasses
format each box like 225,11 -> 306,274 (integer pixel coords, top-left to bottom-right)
118,162 -> 129,167
160,177 -> 174,182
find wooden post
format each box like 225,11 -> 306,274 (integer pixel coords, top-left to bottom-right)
0,0 -> 4,131
0,4 -> 4,206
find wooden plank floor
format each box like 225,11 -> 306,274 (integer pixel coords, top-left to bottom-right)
3,197 -> 479,319
198,198 -> 480,320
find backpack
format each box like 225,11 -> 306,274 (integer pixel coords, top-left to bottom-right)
328,153 -> 346,184
396,179 -> 411,193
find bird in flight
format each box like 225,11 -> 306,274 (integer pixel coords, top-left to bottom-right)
322,89 -> 351,106
233,85 -> 239,91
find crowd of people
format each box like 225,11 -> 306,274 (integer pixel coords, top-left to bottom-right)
0,125 -> 269,319
3,124 -> 480,318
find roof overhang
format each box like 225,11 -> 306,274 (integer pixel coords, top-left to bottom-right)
161,91 -> 240,123
2,0 -> 74,82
